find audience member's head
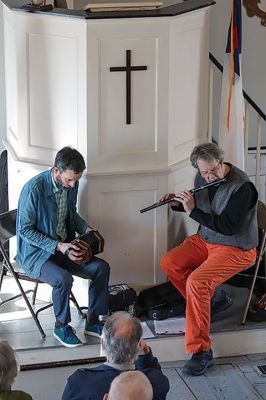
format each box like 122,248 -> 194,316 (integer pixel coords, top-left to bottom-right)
103,371 -> 153,400
101,311 -> 143,365
0,341 -> 19,391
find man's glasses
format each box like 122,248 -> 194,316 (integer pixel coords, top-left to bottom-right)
198,161 -> 222,177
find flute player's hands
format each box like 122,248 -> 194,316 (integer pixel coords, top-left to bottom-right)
175,191 -> 195,214
158,193 -> 180,207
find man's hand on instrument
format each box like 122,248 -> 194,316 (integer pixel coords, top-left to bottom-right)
159,193 -> 180,207
175,191 -> 195,214
73,239 -> 92,264
57,242 -> 87,264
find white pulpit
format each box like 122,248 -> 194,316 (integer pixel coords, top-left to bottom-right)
2,0 -> 213,290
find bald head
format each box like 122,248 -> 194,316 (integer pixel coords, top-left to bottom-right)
101,312 -> 143,364
107,371 -> 153,400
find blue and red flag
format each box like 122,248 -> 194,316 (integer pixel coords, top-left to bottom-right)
218,0 -> 245,170
226,0 -> 242,76
226,0 -> 242,129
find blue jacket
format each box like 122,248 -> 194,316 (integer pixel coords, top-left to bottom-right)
16,169 -> 88,279
61,349 -> 170,400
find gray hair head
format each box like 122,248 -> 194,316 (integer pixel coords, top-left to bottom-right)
108,371 -> 153,400
190,142 -> 224,169
0,341 -> 19,391
102,311 -> 143,364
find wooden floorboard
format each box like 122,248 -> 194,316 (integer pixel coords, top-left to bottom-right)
207,364 -> 261,399
162,368 -> 196,400
173,369 -> 226,400
254,384 -> 266,398
161,357 -> 266,400
12,355 -> 266,400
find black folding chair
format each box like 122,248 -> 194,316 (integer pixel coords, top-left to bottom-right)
0,209 -> 85,338
240,201 -> 266,325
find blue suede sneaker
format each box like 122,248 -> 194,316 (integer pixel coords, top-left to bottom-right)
53,325 -> 82,347
84,321 -> 103,338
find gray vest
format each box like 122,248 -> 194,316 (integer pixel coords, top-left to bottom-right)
195,165 -> 258,250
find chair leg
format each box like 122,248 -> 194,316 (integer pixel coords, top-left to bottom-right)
70,291 -> 86,319
0,264 -> 6,292
32,282 -> 38,305
242,235 -> 266,325
13,276 -> 46,338
35,303 -> 54,318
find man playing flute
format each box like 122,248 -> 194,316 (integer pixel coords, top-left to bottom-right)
160,142 -> 258,376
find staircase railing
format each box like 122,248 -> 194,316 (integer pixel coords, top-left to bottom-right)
209,52 -> 266,195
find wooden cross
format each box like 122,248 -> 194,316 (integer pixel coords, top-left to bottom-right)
110,49 -> 148,125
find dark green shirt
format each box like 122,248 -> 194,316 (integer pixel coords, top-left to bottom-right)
0,390 -> 33,400
51,172 -> 68,242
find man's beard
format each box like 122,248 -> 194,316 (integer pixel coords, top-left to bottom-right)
55,174 -> 70,190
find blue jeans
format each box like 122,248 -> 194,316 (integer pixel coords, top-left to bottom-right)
39,252 -> 110,326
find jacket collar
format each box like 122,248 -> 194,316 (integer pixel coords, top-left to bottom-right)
43,169 -> 55,198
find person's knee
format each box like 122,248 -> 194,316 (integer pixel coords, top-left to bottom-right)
56,271 -> 73,290
97,259 -> 110,278
186,274 -> 207,295
161,253 -> 173,274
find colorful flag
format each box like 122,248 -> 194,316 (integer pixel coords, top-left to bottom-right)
218,0 -> 245,170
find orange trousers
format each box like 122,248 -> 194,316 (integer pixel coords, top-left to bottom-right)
161,234 -> 256,354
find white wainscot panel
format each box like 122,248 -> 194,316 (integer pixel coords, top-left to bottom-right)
100,38 -> 158,155
169,10 -> 210,165
84,175 -> 168,286
7,156 -> 47,210
168,162 -> 199,250
28,33 -> 78,151
4,20 -> 18,144
173,28 -> 202,143
86,20 -> 169,174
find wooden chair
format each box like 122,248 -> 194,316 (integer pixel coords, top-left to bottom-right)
0,209 -> 85,338
240,201 -> 266,325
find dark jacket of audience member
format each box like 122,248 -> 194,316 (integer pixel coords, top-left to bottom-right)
61,312 -> 169,400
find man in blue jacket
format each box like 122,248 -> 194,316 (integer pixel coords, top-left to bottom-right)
16,147 -> 110,347
61,312 -> 170,400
